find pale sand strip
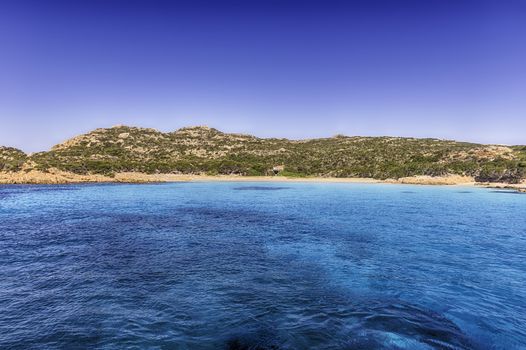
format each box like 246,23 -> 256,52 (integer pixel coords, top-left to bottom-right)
0,170 -> 380,185
0,169 -> 524,192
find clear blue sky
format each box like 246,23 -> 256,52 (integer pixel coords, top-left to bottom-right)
1,0 -> 525,152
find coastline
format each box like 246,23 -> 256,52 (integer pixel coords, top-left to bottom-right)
1,170 -> 524,192
0,170 -> 384,185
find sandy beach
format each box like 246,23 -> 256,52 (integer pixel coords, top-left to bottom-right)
0,169 -> 383,185
1,169 -> 524,192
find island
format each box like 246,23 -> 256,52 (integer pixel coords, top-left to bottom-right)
1,125 -> 525,192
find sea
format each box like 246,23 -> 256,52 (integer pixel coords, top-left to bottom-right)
0,182 -> 525,349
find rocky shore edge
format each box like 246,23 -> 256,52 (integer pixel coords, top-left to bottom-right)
1,169 -> 525,192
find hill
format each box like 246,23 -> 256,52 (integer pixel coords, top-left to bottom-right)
2,126 -> 526,183
0,146 -> 27,172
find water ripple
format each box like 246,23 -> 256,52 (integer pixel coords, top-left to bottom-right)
0,183 -> 525,349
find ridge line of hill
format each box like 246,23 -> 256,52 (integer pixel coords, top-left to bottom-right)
1,125 -> 525,184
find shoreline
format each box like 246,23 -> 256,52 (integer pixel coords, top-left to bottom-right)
1,170 -> 524,192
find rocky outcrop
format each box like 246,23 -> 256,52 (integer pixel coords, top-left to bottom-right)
474,168 -> 525,184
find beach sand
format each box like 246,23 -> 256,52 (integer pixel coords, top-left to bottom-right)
0,169 -> 524,192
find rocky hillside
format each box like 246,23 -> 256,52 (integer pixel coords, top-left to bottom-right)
0,146 -> 27,172
2,126 -> 526,183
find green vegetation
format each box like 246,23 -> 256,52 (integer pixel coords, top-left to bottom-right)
278,170 -> 307,178
0,147 -> 27,172
2,126 -> 525,183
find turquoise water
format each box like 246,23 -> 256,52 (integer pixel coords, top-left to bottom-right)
0,182 -> 525,349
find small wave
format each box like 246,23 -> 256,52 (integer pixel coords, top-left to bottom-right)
233,186 -> 291,191
0,184 -> 80,194
226,336 -> 281,350
222,300 -> 474,350
491,190 -> 524,195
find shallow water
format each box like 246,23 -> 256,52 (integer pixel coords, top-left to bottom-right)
0,182 -> 525,349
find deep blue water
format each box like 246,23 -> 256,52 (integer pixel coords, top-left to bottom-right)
1,182 -> 525,349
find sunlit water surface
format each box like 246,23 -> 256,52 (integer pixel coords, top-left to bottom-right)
1,182 -> 525,349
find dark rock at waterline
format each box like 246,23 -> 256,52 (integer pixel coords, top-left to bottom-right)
474,169 -> 524,184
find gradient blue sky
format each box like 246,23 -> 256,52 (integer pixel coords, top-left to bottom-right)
1,0 -> 525,152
